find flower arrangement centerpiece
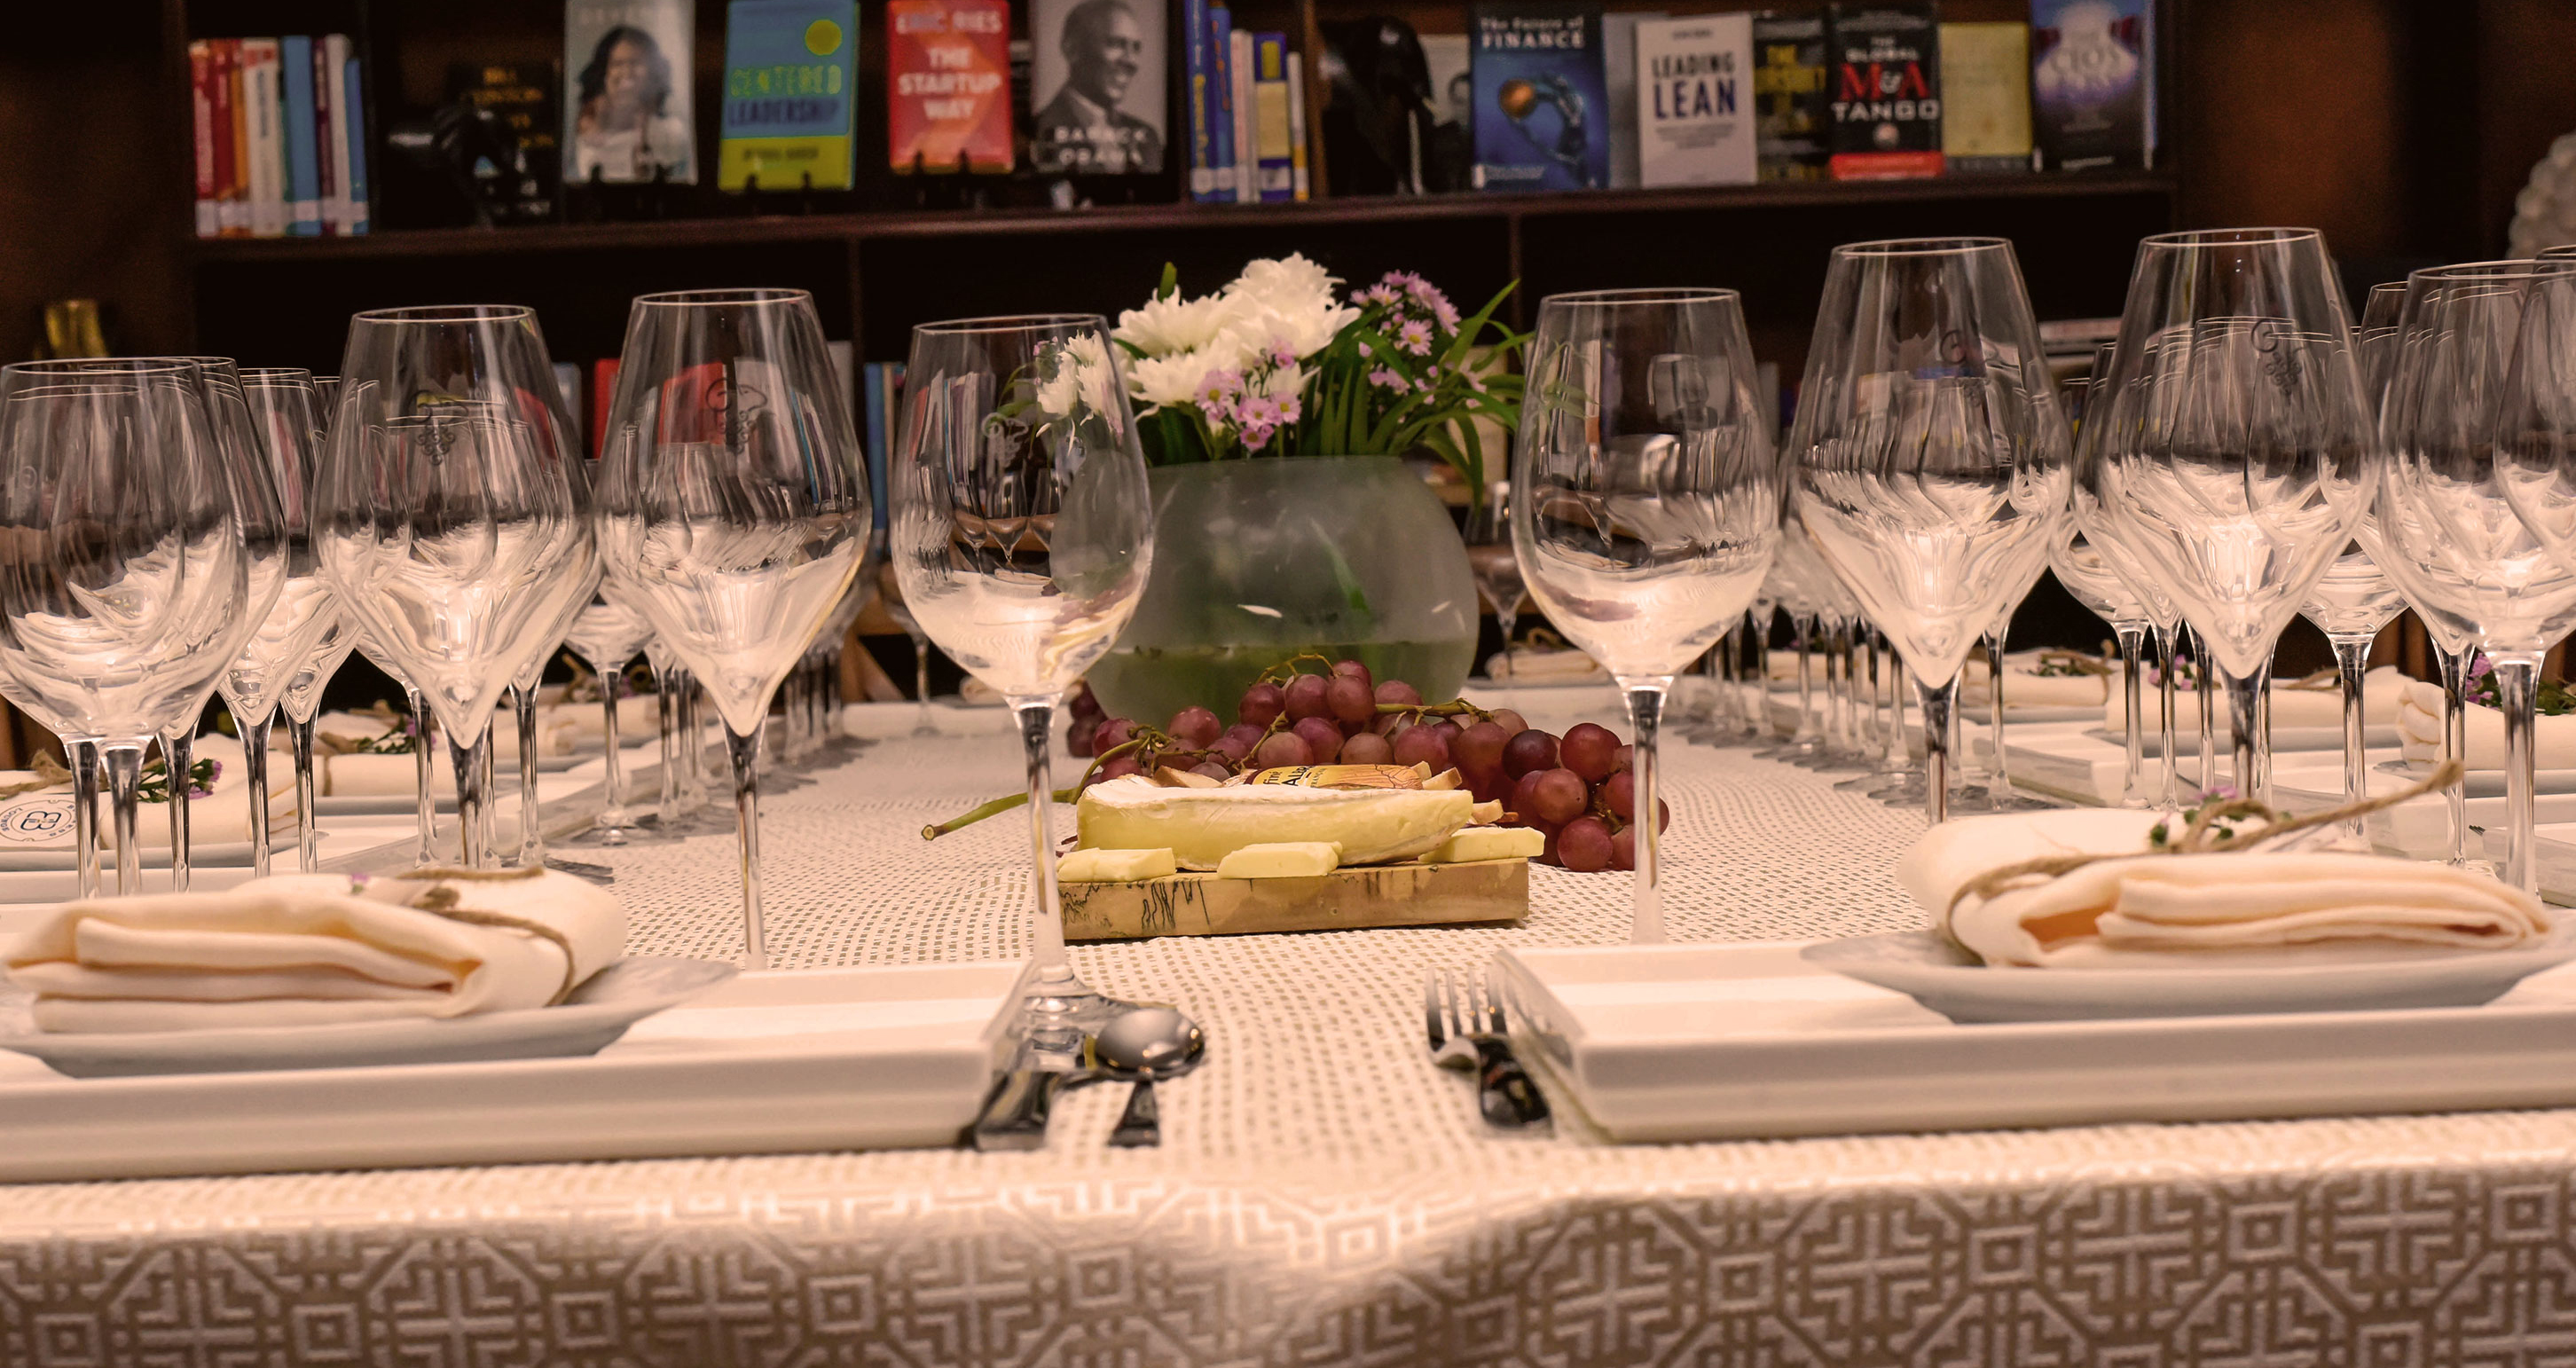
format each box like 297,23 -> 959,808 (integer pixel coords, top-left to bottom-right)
1080,256 -> 1528,725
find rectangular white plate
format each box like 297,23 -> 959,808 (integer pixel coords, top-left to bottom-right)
0,959 -> 1031,1181
1495,941 -> 2576,1143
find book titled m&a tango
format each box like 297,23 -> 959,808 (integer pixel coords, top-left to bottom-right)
1470,2 -> 1609,193
719,1 -> 860,190
2031,0 -> 2154,170
1826,3 -> 1942,180
1633,14 -> 1754,188
887,0 -> 1012,173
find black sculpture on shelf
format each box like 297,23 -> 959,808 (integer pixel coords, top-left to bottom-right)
385,101 -> 546,229
1317,17 -> 1452,197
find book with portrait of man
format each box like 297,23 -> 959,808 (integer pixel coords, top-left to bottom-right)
1029,0 -> 1167,175
564,0 -> 698,185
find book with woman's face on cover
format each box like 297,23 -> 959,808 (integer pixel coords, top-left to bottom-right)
566,0 -> 699,185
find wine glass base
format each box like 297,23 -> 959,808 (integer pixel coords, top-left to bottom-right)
1016,974 -> 1128,1064
561,819 -> 681,848
1836,765 -> 1912,792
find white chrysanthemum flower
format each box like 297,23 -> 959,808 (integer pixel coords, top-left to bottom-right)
1113,291 -> 1233,358
1033,333 -> 1119,421
1125,347 -> 1221,408
1220,255 -> 1360,359
1259,365 -> 1307,400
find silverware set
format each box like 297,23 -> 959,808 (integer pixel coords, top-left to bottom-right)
1424,968 -> 1551,1130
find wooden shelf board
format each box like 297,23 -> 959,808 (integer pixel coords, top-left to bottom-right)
188,170 -> 2177,263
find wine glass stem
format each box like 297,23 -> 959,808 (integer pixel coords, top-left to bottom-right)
654,668 -> 681,827
240,712 -> 275,878
2331,633 -> 2372,832
68,739 -> 101,900
598,669 -> 628,826
1015,699 -> 1073,975
1791,617 -> 1816,744
909,630 -> 934,727
2155,624 -> 2179,809
1496,607 -> 1517,676
1984,628 -> 2010,793
103,741 -> 145,896
2495,654 -> 2541,894
1623,684 -> 1667,944
1916,675 -> 1959,826
290,715 -> 320,871
2438,644 -> 2472,863
515,686 -> 544,864
407,686 -> 436,867
161,729 -> 192,893
2193,634 -> 2217,796
1884,655 -> 1910,768
446,727 -> 493,869
2116,624 -> 2148,808
2219,658 -> 2272,805
724,722 -> 768,971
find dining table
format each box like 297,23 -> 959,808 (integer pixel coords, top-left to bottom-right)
2,687 -> 2572,1367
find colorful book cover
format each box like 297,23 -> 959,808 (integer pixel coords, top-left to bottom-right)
1752,14 -> 1828,182
887,0 -> 1012,174
281,35 -> 322,235
565,0 -> 697,185
1183,0 -> 1217,199
221,41 -> 251,235
312,37 -> 340,232
1206,5 -> 1234,194
1636,13 -> 1755,188
1252,33 -> 1292,201
1941,21 -> 2031,172
343,56 -> 371,232
1285,50 -> 1308,199
240,39 -> 286,237
861,362 -> 904,532
592,358 -> 623,458
1601,12 -> 1658,189
2031,0 -> 2152,171
1470,1 -> 1609,193
449,61 -> 561,221
1826,4 -> 1943,180
1228,28 -> 1254,200
720,0 -> 859,189
1029,0 -> 1167,174
189,42 -> 219,237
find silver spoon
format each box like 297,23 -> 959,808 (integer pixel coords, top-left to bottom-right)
1091,1005 -> 1206,1149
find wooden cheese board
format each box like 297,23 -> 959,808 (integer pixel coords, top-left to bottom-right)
1057,857 -> 1529,941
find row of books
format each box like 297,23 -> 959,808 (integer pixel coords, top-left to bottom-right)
1465,0 -> 2153,193
1179,4 -> 1310,203
187,35 -> 371,238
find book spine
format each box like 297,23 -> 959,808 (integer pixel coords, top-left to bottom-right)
1206,6 -> 1235,200
343,57 -> 369,233
1183,0 -> 1216,200
189,42 -> 218,237
1253,35 -> 1292,202
242,42 -> 286,238
320,35 -> 355,233
280,35 -> 322,236
219,41 -> 249,235
1229,28 -> 1256,202
310,37 -> 337,234
1285,51 -> 1308,200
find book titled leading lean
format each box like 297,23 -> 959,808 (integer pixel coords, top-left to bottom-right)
1470,2 -> 1608,193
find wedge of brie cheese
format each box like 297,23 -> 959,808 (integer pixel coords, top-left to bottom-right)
1076,774 -> 1474,870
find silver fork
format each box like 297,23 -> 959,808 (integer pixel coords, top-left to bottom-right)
1421,969 -> 1551,1129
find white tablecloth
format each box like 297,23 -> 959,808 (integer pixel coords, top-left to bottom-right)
3,695 -> 2572,1365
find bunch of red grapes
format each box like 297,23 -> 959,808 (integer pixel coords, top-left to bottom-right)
1064,661 -> 1666,872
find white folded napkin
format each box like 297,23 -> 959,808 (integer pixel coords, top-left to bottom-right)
1960,653 -> 2111,709
1897,808 -> 2549,967
2396,680 -> 2576,769
1488,649 -> 1604,682
2100,667 -> 2407,735
0,736 -> 295,853
4,868 -> 624,1033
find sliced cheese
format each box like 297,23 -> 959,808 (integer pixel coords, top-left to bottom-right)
1423,826 -> 1545,863
1057,847 -> 1179,883
1215,842 -> 1341,878
1076,775 -> 1474,870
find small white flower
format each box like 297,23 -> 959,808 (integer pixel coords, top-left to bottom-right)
1127,347 -> 1222,408
1114,291 -> 1234,358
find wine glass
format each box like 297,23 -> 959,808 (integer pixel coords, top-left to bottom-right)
894,312 -> 1149,1027
277,612 -> 355,870
222,367 -> 339,877
0,358 -> 254,895
1515,287 -> 1779,942
598,288 -> 870,970
2079,228 -> 2376,805
559,591 -> 673,846
2297,539 -> 2407,829
1465,482 -> 1524,681
1790,239 -> 2072,826
315,304 -> 594,869
159,358 -> 290,890
2050,529 -> 2156,806
2375,260 -> 2576,892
